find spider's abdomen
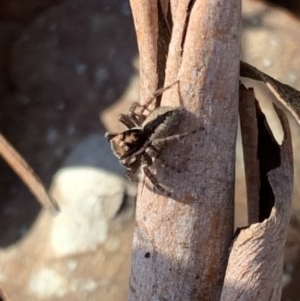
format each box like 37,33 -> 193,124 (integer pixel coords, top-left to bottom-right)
143,107 -> 181,141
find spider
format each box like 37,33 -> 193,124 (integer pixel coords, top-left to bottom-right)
105,82 -> 196,196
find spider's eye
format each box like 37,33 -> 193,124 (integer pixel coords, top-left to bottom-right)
107,129 -> 147,160
105,132 -> 117,140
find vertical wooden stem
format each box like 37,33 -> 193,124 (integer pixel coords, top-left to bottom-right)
129,1 -> 241,300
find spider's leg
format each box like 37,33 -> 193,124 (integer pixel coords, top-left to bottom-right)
122,101 -> 150,126
128,80 -> 180,120
128,101 -> 153,124
124,155 -> 141,182
140,80 -> 180,113
126,169 -> 139,182
145,145 -> 182,173
151,128 -> 200,146
118,113 -> 140,128
143,165 -> 171,197
141,153 -> 171,197
151,80 -> 179,100
144,145 -> 160,159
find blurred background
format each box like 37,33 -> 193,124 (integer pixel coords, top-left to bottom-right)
0,0 -> 300,300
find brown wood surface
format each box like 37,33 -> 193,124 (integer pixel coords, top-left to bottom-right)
128,1 -> 241,300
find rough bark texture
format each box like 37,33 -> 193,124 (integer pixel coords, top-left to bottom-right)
238,86 -> 260,224
129,1 -> 240,300
220,86 -> 294,301
129,0 -> 170,101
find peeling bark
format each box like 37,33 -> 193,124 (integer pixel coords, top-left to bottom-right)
221,86 -> 294,301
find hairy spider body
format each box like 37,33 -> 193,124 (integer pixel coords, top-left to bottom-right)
143,107 -> 181,139
107,106 -> 181,157
105,83 -> 194,196
105,129 -> 148,160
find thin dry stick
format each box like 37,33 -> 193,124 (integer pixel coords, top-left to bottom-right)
239,85 -> 260,224
240,60 -> 300,124
129,1 -> 240,300
0,134 -> 59,213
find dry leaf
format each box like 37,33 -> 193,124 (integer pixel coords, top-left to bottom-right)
221,85 -> 293,301
240,60 -> 300,124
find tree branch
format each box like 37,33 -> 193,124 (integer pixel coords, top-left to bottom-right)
129,0 -> 240,300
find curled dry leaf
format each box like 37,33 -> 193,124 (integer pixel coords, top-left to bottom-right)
240,60 -> 300,125
0,133 -> 59,213
239,84 -> 283,224
221,86 -> 293,301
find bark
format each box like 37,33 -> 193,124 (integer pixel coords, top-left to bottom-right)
129,1 -> 240,300
220,85 -> 293,301
238,86 -> 260,224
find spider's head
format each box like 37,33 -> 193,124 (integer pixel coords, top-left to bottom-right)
105,129 -> 148,160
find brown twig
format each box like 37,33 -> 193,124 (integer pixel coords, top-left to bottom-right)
240,60 -> 300,124
0,133 -> 59,213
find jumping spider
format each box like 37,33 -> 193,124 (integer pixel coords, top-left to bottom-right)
105,82 -> 196,196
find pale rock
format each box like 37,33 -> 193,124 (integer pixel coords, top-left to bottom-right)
28,268 -> 68,298
49,134 -> 128,257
